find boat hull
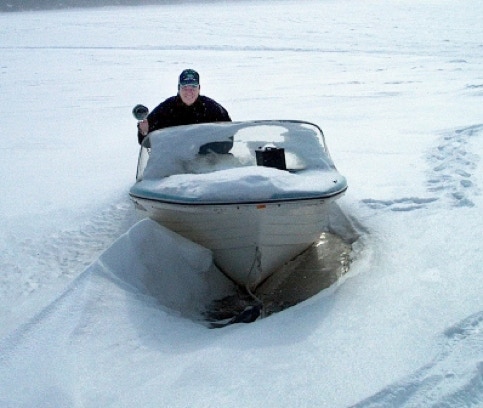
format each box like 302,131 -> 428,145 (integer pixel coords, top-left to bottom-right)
130,195 -> 342,289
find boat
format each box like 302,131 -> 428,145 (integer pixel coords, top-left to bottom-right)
129,119 -> 348,290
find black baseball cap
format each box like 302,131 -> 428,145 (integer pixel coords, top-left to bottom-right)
179,69 -> 200,86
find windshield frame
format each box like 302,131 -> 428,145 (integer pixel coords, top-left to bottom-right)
136,120 -> 335,181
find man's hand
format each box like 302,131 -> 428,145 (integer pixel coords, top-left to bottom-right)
137,119 -> 149,136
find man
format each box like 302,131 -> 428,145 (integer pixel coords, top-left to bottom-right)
137,69 -> 231,145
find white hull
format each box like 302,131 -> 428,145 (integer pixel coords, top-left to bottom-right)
131,195 -> 340,289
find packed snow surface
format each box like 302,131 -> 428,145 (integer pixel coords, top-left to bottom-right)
0,1 -> 482,407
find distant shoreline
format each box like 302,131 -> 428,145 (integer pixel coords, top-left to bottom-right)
0,0 -> 224,13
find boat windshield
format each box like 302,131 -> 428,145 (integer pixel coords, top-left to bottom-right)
136,120 -> 336,181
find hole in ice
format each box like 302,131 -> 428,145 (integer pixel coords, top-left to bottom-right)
205,231 -> 353,328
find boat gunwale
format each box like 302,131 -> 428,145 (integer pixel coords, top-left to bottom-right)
129,185 -> 348,207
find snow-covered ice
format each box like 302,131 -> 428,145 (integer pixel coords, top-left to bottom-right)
0,1 -> 482,406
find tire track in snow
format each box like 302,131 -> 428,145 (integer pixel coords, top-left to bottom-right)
0,199 -> 137,305
351,311 -> 483,407
361,124 -> 482,211
427,124 -> 481,208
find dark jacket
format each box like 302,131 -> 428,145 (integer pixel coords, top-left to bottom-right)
138,94 -> 231,144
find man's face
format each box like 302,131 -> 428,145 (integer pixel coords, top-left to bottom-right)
179,85 -> 200,106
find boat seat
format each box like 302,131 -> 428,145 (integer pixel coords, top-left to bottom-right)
198,141 -> 234,155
